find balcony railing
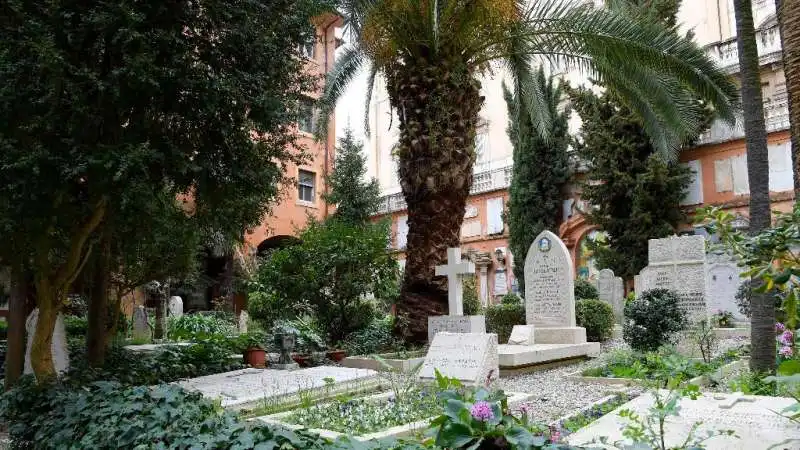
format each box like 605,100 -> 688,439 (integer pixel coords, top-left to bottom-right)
376,163 -> 513,214
697,102 -> 790,145
705,24 -> 782,73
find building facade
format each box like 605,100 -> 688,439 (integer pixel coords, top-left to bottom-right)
368,0 -> 793,305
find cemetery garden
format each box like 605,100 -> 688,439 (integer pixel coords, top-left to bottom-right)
1,0 -> 800,449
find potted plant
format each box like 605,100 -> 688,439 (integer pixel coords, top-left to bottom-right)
326,346 -> 347,362
238,331 -> 267,368
275,320 -> 325,367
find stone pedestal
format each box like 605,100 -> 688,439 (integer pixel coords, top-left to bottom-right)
427,315 -> 485,342
508,325 -> 536,345
534,326 -> 586,345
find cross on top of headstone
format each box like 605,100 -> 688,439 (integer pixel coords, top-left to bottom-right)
435,247 -> 475,316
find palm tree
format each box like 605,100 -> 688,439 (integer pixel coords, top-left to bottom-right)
319,0 -> 738,342
775,0 -> 800,194
734,0 -> 776,373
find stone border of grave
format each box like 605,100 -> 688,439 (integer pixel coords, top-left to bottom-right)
340,354 -> 426,373
565,358 -> 748,387
253,391 -> 534,441
712,327 -> 750,339
547,393 -> 632,439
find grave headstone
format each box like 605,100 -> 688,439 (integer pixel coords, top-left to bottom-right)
705,252 -> 746,321
24,309 -> 69,376
493,269 -> 508,296
523,231 -> 586,344
168,296 -> 184,318
507,325 -> 535,345
238,310 -> 249,334
613,276 -> 624,323
419,332 -> 498,385
597,269 -> 615,303
132,305 -> 152,341
567,391 -> 800,449
427,248 -> 486,341
635,235 -> 707,320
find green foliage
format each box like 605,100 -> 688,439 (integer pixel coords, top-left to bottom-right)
253,219 -> 398,343
729,370 -> 777,396
167,314 -> 235,342
428,371 -> 557,449
340,315 -> 404,356
462,277 -> 482,315
501,293 -> 522,305
701,203 -> 800,328
574,279 -> 599,300
623,289 -> 688,352
273,318 -> 327,354
64,316 -> 89,339
504,69 -> 570,292
557,394 -> 629,433
485,303 -> 526,343
323,128 -> 382,225
575,299 -> 615,341
688,320 -> 718,363
0,378 -> 333,450
235,331 -> 268,352
710,310 -> 736,328
570,85 -> 694,280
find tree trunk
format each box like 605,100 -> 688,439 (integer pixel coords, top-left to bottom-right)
775,0 -> 800,194
30,280 -> 59,381
734,0 -> 776,373
104,291 -> 123,348
387,60 -> 484,343
87,235 -> 111,367
5,269 -> 30,390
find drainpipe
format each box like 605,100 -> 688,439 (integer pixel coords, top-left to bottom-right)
322,17 -> 336,219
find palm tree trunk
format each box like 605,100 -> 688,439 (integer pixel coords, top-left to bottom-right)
775,0 -> 800,195
734,0 -> 776,374
387,60 -> 483,343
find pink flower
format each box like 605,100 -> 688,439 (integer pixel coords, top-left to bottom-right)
470,401 -> 494,422
779,346 -> 793,358
776,322 -> 787,333
779,330 -> 795,346
550,430 -> 562,443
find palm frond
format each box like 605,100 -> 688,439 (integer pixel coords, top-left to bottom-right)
315,46 -> 366,140
363,63 -> 379,137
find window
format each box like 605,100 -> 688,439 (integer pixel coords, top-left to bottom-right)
298,170 -> 315,203
298,98 -> 317,134
299,39 -> 316,60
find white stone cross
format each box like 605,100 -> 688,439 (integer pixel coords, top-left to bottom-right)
435,248 -> 476,316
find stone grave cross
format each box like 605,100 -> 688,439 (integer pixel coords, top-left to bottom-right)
435,247 -> 475,316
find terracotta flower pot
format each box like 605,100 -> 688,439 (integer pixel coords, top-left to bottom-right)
292,354 -> 313,367
326,350 -> 346,362
244,348 -> 267,368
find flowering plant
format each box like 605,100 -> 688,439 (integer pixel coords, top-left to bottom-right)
427,370 -> 562,449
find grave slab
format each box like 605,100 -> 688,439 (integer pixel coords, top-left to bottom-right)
419,332 -> 499,385
178,366 -> 379,411
427,315 -> 486,342
497,343 -> 600,368
567,390 -> 800,450
534,327 -> 586,345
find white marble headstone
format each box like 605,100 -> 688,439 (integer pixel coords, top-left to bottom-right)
524,230 -> 576,327
567,391 -> 800,449
597,269 -> 615,302
168,296 -> 184,318
238,310 -> 249,334
706,253 -> 747,321
419,332 -> 498,385
507,325 -> 535,345
636,235 -> 707,320
24,309 -> 69,376
132,305 -> 152,341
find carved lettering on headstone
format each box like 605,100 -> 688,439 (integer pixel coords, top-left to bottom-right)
524,230 -> 576,327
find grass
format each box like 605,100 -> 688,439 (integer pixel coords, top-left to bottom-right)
581,348 -> 740,382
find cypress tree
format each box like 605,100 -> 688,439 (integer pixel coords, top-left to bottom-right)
504,69 -> 570,291
324,128 -> 381,226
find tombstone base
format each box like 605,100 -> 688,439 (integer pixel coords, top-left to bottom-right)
534,327 -> 587,344
507,325 -> 535,345
427,315 -> 486,342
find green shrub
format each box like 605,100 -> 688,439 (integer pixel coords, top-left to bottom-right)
64,315 -> 88,338
576,299 -> 615,341
485,303 -> 525,343
623,288 -> 688,352
0,378 -> 333,449
463,277 -> 482,315
340,315 -> 403,356
273,317 -> 326,353
167,313 -> 234,341
574,279 -> 598,300
501,293 -> 521,305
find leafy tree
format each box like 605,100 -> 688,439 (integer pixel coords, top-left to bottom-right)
568,0 -> 705,281
316,0 -> 737,342
733,0 -> 776,373
323,128 -> 381,225
252,219 -> 398,343
503,69 -> 570,292
0,0 -> 323,380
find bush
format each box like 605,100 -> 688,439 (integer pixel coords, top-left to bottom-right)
574,279 -> 598,300
340,315 -> 403,356
576,299 -> 615,341
167,313 -> 234,341
485,303 -> 525,343
735,279 -> 784,320
463,277 -> 481,315
64,315 -> 88,339
501,293 -> 521,305
623,288 -> 688,352
0,378 -> 332,449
